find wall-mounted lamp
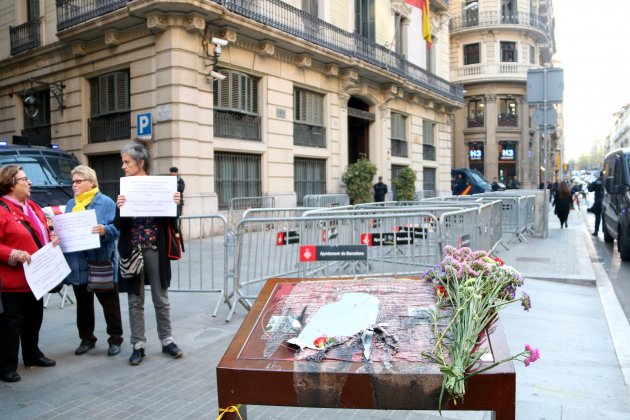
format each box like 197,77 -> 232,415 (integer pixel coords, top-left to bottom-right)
23,78 -> 65,117
463,2 -> 479,11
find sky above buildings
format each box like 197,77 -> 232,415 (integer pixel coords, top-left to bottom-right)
554,0 -> 630,160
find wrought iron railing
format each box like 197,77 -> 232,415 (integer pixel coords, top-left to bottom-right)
391,139 -> 408,157
214,110 -> 261,141
450,11 -> 549,33
467,117 -> 484,128
293,122 -> 326,148
423,144 -> 436,161
498,115 -> 518,127
216,0 -> 463,102
88,113 -> 131,143
56,0 -> 129,31
10,19 -> 40,55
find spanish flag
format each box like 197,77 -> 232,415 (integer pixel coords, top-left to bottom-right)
404,0 -> 432,48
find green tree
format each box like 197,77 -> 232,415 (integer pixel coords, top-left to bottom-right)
341,156 -> 377,204
392,167 -> 417,201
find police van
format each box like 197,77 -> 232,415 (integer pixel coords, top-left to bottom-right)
451,168 -> 493,195
602,148 -> 630,260
0,142 -> 79,214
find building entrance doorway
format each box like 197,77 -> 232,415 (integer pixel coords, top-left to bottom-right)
347,96 -> 374,165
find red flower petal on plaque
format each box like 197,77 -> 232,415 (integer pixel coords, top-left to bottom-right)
314,336 -> 327,349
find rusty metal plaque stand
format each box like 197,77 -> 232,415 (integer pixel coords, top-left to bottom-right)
216,278 -> 516,419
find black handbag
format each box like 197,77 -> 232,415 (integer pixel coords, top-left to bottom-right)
87,260 -> 115,292
119,246 -> 144,279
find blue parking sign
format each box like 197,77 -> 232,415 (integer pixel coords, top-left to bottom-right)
137,113 -> 152,137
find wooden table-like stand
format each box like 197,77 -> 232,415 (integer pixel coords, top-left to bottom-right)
216,278 -> 516,419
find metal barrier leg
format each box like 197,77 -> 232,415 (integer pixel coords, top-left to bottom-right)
59,285 -> 74,309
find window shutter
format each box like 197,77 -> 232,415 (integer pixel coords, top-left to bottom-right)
90,78 -> 99,116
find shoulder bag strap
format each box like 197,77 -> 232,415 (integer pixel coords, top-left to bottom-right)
0,200 -> 44,248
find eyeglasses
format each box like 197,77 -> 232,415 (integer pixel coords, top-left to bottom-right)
71,179 -> 89,185
15,176 -> 29,183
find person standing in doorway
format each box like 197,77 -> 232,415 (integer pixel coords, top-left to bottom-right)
373,176 -> 388,202
509,176 -> 520,189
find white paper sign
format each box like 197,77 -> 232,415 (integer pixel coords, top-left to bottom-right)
119,176 -> 177,217
52,210 -> 100,253
23,243 -> 72,300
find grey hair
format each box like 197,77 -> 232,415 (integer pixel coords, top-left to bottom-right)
70,165 -> 99,188
121,138 -> 152,174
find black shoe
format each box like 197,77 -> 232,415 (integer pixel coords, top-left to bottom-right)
1,371 -> 21,383
129,348 -> 145,365
162,343 -> 183,359
108,344 -> 121,357
25,356 -> 56,368
75,339 -> 96,355
592,232 -> 598,236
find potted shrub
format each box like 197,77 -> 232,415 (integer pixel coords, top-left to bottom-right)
341,156 -> 377,204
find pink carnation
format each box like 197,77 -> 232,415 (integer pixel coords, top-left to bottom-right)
524,344 -> 540,366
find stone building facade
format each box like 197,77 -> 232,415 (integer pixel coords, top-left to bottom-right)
448,0 -> 560,188
0,0 -> 462,214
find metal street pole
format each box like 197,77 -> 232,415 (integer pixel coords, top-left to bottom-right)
543,66 -> 549,238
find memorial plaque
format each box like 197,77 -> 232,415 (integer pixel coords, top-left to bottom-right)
216,278 -> 516,420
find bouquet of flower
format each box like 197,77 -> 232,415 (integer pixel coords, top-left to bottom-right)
422,246 -> 539,410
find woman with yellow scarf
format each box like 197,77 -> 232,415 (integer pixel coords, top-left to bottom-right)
62,165 -> 123,357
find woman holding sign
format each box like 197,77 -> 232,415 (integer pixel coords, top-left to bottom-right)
0,165 -> 58,383
116,138 -> 183,366
62,165 -> 123,357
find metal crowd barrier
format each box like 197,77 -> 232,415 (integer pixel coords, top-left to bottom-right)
226,206 -> 478,321
302,194 -> 349,208
422,196 -> 505,253
227,196 -> 275,232
171,214 -> 228,317
478,192 -> 537,242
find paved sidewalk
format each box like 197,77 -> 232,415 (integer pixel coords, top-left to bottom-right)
1,205 -> 630,419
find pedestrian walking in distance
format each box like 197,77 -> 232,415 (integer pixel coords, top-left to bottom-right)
588,171 -> 604,236
553,181 -> 572,229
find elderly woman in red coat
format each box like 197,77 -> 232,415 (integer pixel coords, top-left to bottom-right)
0,165 -> 59,383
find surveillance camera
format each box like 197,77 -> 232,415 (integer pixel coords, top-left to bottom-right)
211,37 -> 229,47
210,71 -> 226,81
214,45 -> 222,56
24,95 -> 39,118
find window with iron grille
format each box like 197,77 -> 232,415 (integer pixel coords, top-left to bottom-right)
500,41 -> 517,62
294,88 -> 326,148
88,70 -> 130,143
423,120 -> 436,161
464,43 -> 480,65
89,154 -> 125,201
423,167 -> 436,197
214,152 -> 262,210
391,112 -> 408,157
294,158 -> 326,205
213,69 -> 261,141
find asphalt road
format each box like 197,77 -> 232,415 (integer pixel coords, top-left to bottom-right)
585,206 -> 630,323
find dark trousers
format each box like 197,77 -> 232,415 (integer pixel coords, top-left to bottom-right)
72,284 -> 123,345
594,210 -> 602,233
0,292 -> 44,374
